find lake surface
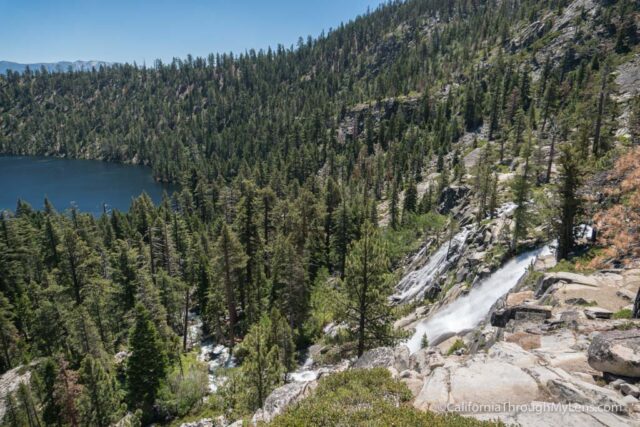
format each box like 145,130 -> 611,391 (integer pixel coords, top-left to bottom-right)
0,156 -> 174,215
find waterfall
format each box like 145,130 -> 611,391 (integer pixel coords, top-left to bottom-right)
391,202 -> 519,305
405,245 -> 552,353
391,226 -> 474,304
287,355 -> 318,382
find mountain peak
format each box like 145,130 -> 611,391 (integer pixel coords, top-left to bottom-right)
0,60 -> 113,74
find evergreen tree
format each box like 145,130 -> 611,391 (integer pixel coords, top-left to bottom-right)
126,305 -> 168,419
343,221 -> 394,357
389,183 -> 400,231
511,132 -> 532,252
556,145 -> 582,260
0,294 -> 18,372
37,358 -> 62,426
58,228 -> 98,305
271,234 -> 306,331
54,359 -> 80,427
213,224 -> 247,344
78,355 -> 122,427
237,313 -> 285,410
16,382 -> 40,427
402,179 -> 418,222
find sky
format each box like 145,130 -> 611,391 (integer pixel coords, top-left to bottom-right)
0,0 -> 388,65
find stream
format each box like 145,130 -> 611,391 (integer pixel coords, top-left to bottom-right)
187,312 -> 235,393
405,244 -> 552,353
391,227 -> 474,304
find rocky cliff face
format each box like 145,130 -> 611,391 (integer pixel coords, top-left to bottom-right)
386,268 -> 640,426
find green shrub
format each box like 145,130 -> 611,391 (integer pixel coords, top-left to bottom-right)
157,353 -> 210,419
446,339 -> 466,356
270,368 -> 500,426
613,308 -> 633,319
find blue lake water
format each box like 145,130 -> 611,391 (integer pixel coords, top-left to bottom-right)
0,156 -> 174,215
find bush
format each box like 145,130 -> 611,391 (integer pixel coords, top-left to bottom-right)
446,339 -> 466,356
613,308 -> 633,319
270,368 -> 500,426
157,354 -> 210,419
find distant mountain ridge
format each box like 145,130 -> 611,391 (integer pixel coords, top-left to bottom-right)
0,60 -> 112,74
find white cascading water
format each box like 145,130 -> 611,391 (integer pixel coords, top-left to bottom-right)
391,202 -> 519,305
188,311 -> 236,392
391,226 -> 474,304
198,341 -> 236,392
405,244 -> 552,353
287,355 -> 318,382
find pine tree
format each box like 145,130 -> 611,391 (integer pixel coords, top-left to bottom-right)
78,355 -> 122,427
38,358 -> 62,426
235,181 -> 262,316
213,224 -> 247,344
54,358 -> 81,427
0,294 -> 18,372
267,308 -> 296,374
16,382 -> 41,427
332,194 -> 353,278
271,234 -> 306,331
418,183 -> 433,214
58,228 -> 98,305
389,182 -> 400,231
3,392 -> 27,427
126,305 -> 168,418
592,64 -> 609,158
556,145 -> 582,260
421,333 -> 429,349
402,179 -> 418,222
511,132 -> 532,252
343,221 -> 394,357
238,313 -> 285,410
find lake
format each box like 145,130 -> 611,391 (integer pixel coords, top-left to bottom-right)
0,156 -> 174,216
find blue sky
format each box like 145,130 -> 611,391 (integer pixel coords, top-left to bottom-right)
0,0 -> 387,64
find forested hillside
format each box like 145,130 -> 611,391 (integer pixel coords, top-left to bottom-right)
0,0 -> 639,425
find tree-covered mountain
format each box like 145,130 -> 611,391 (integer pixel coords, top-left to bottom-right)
0,60 -> 112,75
0,0 -> 639,425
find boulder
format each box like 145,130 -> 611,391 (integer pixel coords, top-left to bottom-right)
620,383 -> 640,398
352,347 -> 395,369
547,378 -> 628,415
413,367 -> 451,410
399,370 -> 424,396
616,289 -> 637,302
393,345 -> 411,372
536,272 -> 600,298
584,307 -> 613,320
506,291 -> 535,307
179,419 -> 214,427
588,330 -> 640,378
491,304 -> 552,327
252,380 -> 317,423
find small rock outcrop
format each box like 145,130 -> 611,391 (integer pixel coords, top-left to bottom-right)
437,186 -> 470,215
0,365 -> 32,421
252,381 -> 317,424
490,304 -> 552,327
588,330 -> 640,378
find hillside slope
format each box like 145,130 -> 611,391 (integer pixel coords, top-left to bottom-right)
0,0 -> 639,426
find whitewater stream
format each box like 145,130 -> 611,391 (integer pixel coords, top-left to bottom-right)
405,245 -> 552,353
392,203 -> 518,305
391,226 -> 474,304
187,312 -> 235,393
